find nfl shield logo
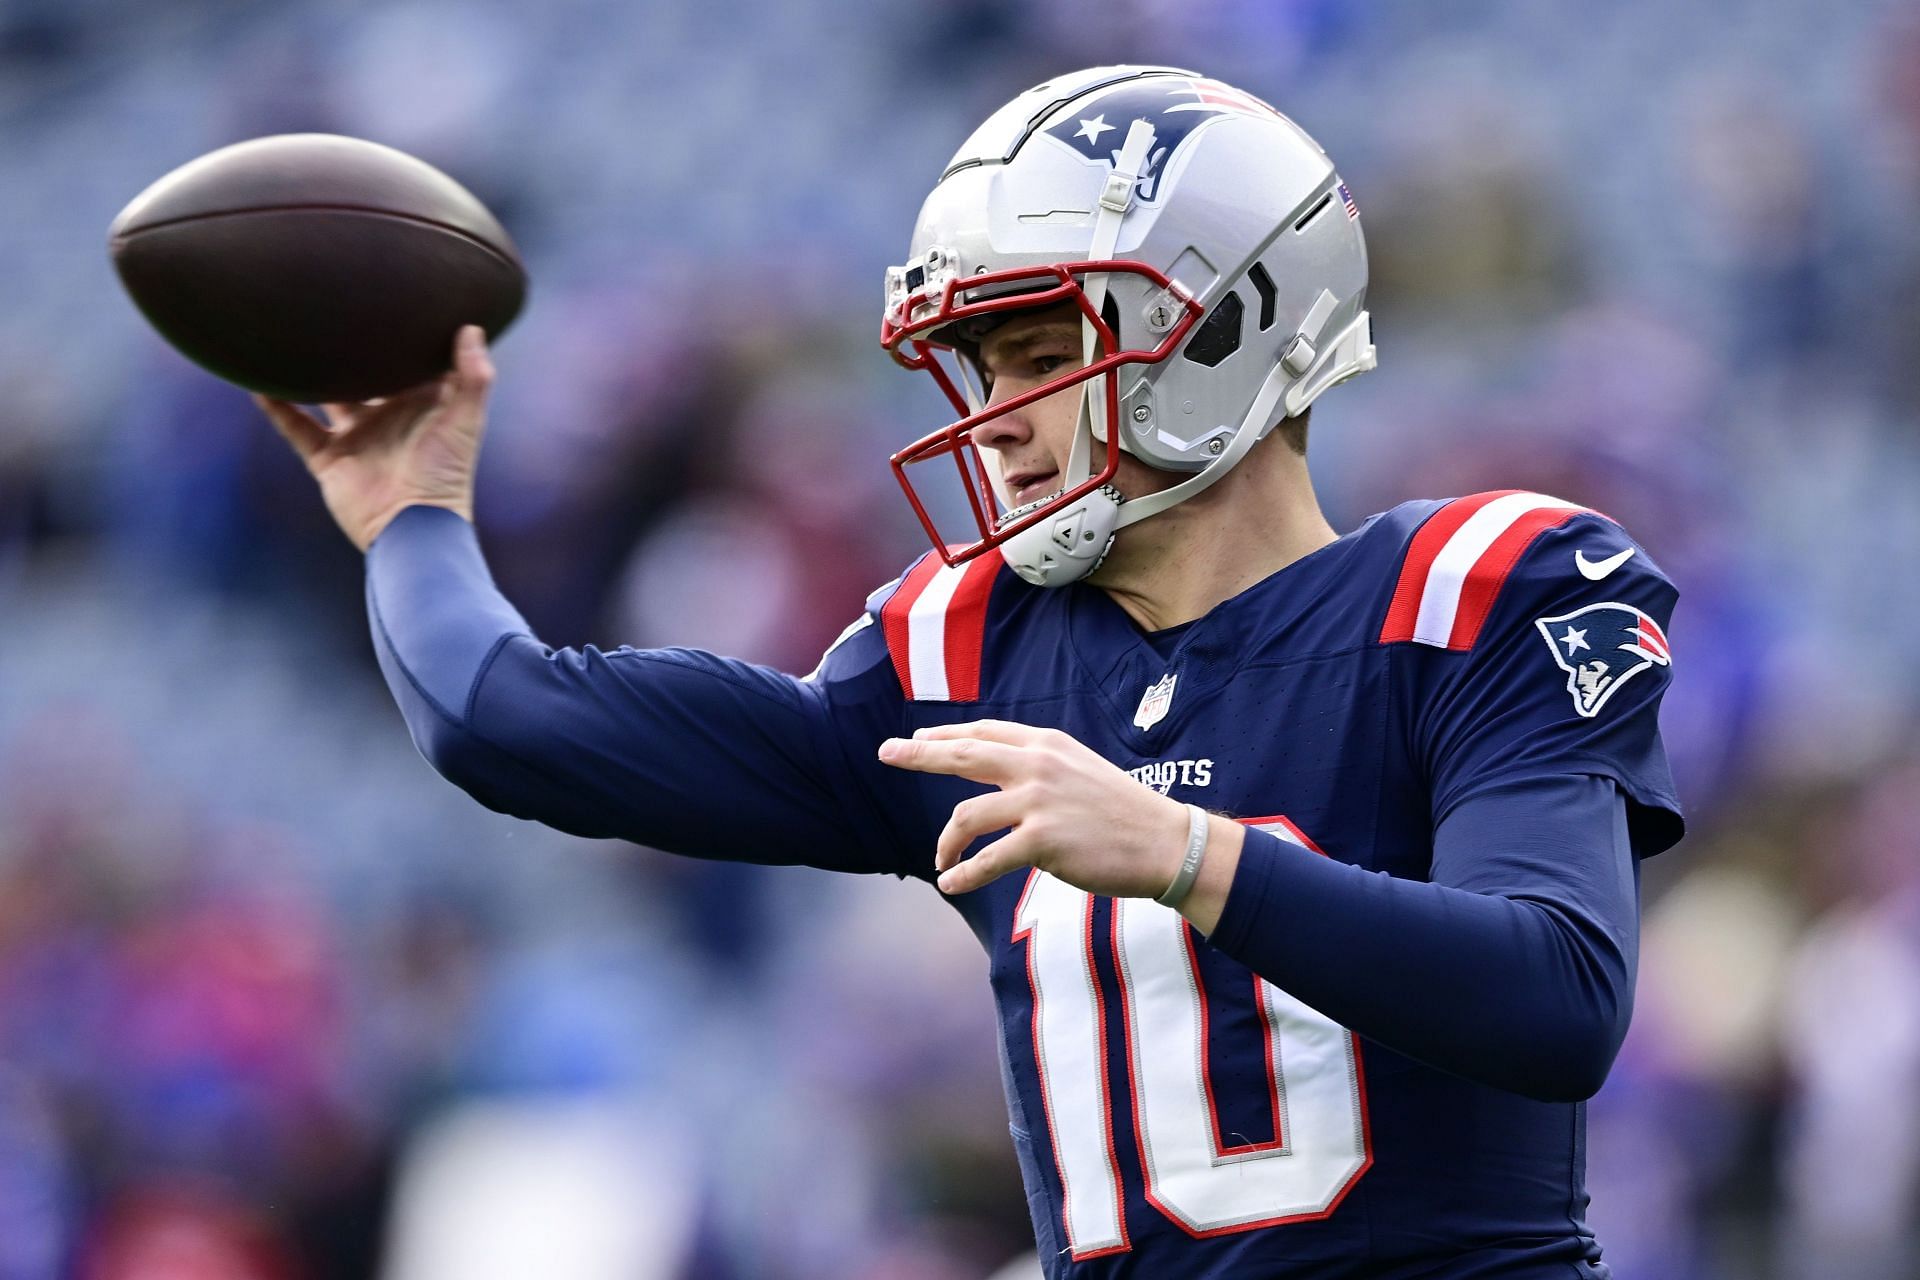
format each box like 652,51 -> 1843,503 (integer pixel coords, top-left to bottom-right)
1133,673 -> 1178,731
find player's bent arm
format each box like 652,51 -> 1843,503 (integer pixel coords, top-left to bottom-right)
1205,773 -> 1636,1103
367,504 -> 914,875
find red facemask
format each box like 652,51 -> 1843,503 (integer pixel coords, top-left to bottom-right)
881,259 -> 1203,567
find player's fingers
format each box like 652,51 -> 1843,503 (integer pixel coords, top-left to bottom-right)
254,395 -> 331,462
912,719 -> 1046,747
877,735 -> 1022,783
935,789 -> 1027,872
937,831 -> 1029,895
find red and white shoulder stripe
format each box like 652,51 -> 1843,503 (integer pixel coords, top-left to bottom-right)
879,551 -> 1004,701
1379,490 -> 1594,651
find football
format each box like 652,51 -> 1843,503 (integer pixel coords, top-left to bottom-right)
108,133 -> 526,403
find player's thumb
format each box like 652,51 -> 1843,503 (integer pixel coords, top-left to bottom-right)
424,325 -> 495,454
449,325 -> 495,404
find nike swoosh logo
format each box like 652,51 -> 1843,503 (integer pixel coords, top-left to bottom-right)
1575,547 -> 1635,580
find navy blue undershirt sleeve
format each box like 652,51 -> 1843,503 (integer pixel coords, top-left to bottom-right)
1207,772 -> 1637,1102
365,504 -> 917,876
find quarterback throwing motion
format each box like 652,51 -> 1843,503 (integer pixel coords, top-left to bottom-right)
261,66 -> 1681,1278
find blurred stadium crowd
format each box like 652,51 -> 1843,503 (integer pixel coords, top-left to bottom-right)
1,0 -> 1918,1276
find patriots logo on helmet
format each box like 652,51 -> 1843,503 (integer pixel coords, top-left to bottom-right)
1534,601 -> 1672,718
1044,77 -> 1284,204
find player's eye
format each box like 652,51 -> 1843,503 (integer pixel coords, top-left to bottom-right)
977,344 -> 1075,393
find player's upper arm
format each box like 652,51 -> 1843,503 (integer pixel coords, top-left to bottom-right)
448,628 -> 918,874
1386,495 -> 1685,856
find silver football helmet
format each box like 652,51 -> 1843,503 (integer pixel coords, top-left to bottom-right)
882,65 -> 1375,587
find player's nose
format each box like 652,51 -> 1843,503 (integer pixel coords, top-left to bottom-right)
969,385 -> 1035,453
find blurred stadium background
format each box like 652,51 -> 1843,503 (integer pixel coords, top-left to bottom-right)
1,0 -> 1917,1276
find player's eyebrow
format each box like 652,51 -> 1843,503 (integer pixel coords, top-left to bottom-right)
979,321 -> 1080,368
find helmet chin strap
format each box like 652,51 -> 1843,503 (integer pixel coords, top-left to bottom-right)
999,120 -> 1159,590
997,359 -> 1296,589
1112,357 -> 1291,528
1001,117 -> 1297,590
1063,117 -> 1157,493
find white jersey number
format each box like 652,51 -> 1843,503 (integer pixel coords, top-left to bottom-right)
1013,818 -> 1371,1259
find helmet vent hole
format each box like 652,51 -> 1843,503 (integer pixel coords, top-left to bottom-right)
1293,191 -> 1334,233
1101,293 -> 1122,351
1249,263 -> 1277,331
1183,291 -> 1243,368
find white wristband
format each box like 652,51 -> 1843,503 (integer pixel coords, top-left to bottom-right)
1156,803 -> 1211,909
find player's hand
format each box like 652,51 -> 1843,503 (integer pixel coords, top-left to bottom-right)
254,325 -> 494,552
879,719 -> 1211,900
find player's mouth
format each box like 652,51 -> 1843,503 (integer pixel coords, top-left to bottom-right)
1003,468 -> 1060,510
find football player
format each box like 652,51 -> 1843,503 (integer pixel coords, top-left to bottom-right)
260,65 -> 1681,1279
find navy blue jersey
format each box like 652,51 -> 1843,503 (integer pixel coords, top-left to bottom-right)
365,489 -> 1682,1279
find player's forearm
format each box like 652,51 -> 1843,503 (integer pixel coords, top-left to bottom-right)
364,502 -> 647,838
367,503 -> 532,749
364,505 -> 656,844
1205,775 -> 1638,1103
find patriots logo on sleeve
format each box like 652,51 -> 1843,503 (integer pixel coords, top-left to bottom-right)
1043,77 -> 1283,203
1535,602 -> 1672,718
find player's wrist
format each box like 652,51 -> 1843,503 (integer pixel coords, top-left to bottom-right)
354,495 -> 473,552
1175,814 -> 1243,936
1155,802 -> 1211,908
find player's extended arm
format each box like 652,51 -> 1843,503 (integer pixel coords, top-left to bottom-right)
1206,772 -> 1638,1103
261,329 -> 912,874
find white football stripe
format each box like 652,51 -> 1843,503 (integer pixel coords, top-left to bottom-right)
802,613 -> 873,683
1412,492 -> 1580,646
1268,822 -> 1309,849
906,563 -> 968,699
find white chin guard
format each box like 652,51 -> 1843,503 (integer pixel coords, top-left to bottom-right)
999,485 -> 1122,588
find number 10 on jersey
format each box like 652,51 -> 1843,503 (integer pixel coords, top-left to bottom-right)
1011,818 -> 1372,1259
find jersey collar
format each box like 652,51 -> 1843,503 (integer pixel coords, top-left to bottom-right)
1065,524 -> 1368,746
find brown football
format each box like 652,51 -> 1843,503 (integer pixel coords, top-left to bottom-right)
109,134 -> 527,403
